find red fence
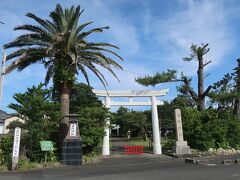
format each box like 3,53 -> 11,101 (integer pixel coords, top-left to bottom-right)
124,145 -> 144,155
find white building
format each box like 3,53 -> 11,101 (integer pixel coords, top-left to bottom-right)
0,110 -> 23,134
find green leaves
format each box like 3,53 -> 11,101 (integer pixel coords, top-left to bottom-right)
78,106 -> 107,154
8,84 -> 61,162
136,43 -> 211,111
183,43 -> 210,62
111,107 -> 152,139
135,69 -> 177,86
4,3 -> 123,90
69,82 -> 107,155
182,108 -> 240,150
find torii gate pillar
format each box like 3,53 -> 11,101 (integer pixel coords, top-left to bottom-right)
102,96 -> 110,155
93,89 -> 169,156
151,96 -> 162,154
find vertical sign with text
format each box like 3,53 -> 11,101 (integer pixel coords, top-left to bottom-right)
12,127 -> 21,170
70,124 -> 77,137
12,127 -> 21,157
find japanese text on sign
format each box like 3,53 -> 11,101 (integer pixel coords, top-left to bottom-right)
12,127 -> 21,157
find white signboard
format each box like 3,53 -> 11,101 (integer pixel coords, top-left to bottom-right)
12,127 -> 21,157
70,124 -> 77,137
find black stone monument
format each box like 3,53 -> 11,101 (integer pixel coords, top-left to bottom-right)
61,114 -> 82,165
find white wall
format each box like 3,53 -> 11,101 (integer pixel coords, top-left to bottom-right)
3,116 -> 24,134
0,122 -> 4,134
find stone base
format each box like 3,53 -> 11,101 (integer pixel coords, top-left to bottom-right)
172,141 -> 191,155
61,139 -> 82,165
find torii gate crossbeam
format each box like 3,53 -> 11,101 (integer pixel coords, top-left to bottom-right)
93,89 -> 169,155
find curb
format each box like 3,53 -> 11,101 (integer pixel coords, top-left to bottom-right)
185,158 -> 240,166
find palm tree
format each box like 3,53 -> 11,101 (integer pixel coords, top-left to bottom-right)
4,4 -> 123,140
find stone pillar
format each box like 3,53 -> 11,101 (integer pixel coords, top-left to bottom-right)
172,109 -> 191,155
61,114 -> 82,165
102,96 -> 110,155
151,96 -> 162,154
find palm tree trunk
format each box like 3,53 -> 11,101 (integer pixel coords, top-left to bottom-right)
59,83 -> 71,141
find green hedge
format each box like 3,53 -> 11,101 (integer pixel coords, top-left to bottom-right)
182,108 -> 240,150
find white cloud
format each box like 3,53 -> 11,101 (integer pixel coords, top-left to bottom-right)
2,0 -> 239,113
84,62 -> 152,91
147,0 -> 236,75
74,0 -> 140,56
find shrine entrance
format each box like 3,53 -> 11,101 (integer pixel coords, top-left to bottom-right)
93,89 -> 169,155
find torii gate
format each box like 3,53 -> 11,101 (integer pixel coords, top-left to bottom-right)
93,89 -> 169,155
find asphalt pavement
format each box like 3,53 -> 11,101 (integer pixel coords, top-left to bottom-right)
1,154 -> 240,180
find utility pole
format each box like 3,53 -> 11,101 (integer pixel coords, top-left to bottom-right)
0,51 -> 6,102
0,21 -> 6,103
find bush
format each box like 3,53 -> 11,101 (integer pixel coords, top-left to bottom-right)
0,136 -> 13,168
182,108 -> 240,150
18,156 -> 38,171
78,107 -> 107,155
225,117 -> 240,149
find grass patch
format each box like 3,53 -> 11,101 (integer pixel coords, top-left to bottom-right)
129,137 -> 174,152
129,138 -> 152,152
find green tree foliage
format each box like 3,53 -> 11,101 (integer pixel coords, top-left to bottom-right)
8,84 -> 61,162
135,70 -> 178,86
111,107 -> 130,136
70,83 -> 102,112
78,107 -> 107,155
128,110 -> 152,140
112,107 -> 152,139
182,108 -> 240,150
69,83 -> 108,155
4,4 -> 123,140
0,136 -> 13,167
6,120 -> 24,133
157,96 -> 195,128
209,59 -> 240,119
136,43 -> 212,111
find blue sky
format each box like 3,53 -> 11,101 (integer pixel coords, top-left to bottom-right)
0,0 -> 240,113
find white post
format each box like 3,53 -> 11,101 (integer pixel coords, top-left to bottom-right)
151,96 -> 162,154
117,125 -> 120,136
12,127 -> 21,170
102,96 -> 110,155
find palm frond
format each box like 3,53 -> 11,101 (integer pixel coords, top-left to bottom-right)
77,26 -> 109,40
4,4 -> 123,89
26,13 -> 55,33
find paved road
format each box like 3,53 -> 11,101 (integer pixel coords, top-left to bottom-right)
1,155 -> 240,180
110,137 -> 130,155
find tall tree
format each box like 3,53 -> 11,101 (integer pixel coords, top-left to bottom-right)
233,59 -> 240,119
209,59 -> 240,119
4,4 -> 123,140
8,84 -> 61,161
183,43 -> 212,111
136,43 -> 212,111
